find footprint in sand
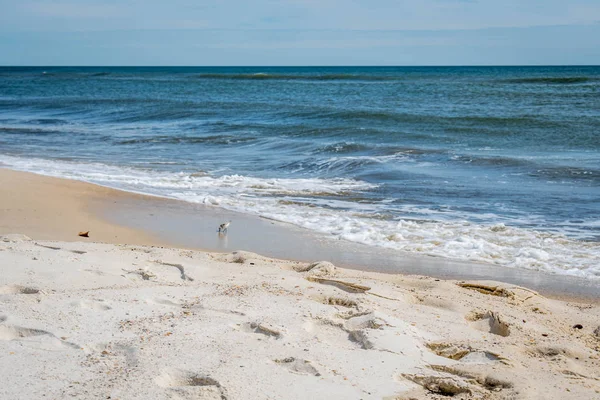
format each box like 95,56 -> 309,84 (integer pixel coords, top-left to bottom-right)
426,342 -> 505,364
146,298 -> 182,307
0,284 -> 40,295
274,357 -> 321,376
304,315 -> 377,350
532,345 -> 598,380
243,322 -> 283,339
344,312 -> 388,331
533,345 -> 581,360
467,310 -> 510,337
0,324 -> 80,349
155,368 -> 226,400
122,268 -> 157,281
153,261 -> 195,282
76,299 -> 112,311
403,366 -> 515,398
458,281 -> 538,302
345,313 -> 391,350
409,294 -> 460,312
87,342 -> 140,367
316,295 -> 359,309
402,373 -> 473,397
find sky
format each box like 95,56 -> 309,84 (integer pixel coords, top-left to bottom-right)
0,0 -> 599,65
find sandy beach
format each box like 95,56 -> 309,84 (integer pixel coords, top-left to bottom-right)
0,168 -> 165,246
1,168 -> 600,399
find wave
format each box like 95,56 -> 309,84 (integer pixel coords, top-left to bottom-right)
450,154 -> 533,168
529,166 -> 600,184
107,109 -> 215,123
191,73 -> 402,82
451,154 -> 600,183
36,71 -> 113,79
500,77 -> 597,84
0,127 -> 62,135
0,155 -> 375,198
313,142 -> 371,154
27,118 -> 70,125
281,108 -> 556,128
1,154 -> 598,279
116,134 -> 258,146
278,153 -> 409,175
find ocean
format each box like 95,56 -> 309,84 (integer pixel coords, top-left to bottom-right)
1,66 -> 599,278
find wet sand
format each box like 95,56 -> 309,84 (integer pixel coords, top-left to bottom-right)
0,168 -> 166,246
2,167 -> 599,302
98,182 -> 600,302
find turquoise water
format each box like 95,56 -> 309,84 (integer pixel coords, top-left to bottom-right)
1,66 -> 599,277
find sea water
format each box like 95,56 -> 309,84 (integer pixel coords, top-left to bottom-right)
1,66 -> 598,278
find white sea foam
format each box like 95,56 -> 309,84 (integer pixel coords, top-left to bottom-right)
2,154 -> 599,279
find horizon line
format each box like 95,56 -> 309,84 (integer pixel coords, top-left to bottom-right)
2,64 -> 600,68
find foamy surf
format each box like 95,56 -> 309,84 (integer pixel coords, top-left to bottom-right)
1,154 -> 598,279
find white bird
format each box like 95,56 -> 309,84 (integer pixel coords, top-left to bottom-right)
218,220 -> 232,234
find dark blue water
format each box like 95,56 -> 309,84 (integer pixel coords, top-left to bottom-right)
1,66 -> 599,277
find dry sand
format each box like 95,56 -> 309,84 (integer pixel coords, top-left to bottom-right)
1,168 -> 599,399
1,237 -> 599,399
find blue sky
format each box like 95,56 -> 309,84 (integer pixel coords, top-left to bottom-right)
0,0 -> 599,65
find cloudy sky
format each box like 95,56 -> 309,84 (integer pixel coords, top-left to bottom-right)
0,0 -> 599,65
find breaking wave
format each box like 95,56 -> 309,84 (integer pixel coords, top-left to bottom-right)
1,154 -> 598,279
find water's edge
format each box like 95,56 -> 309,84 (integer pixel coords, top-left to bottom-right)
89,175 -> 600,301
2,66 -> 599,281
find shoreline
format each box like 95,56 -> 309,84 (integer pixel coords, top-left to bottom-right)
1,167 -> 599,303
0,168 -> 168,247
1,167 -> 600,398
